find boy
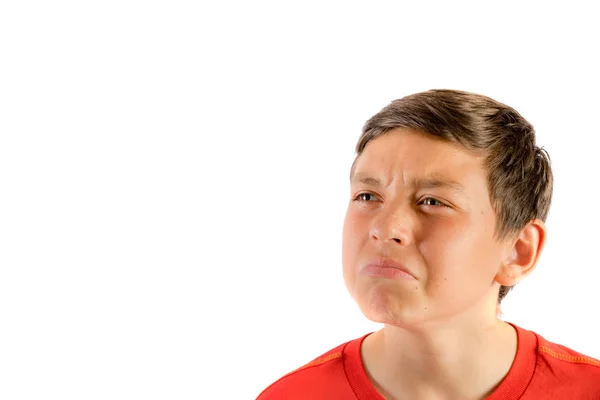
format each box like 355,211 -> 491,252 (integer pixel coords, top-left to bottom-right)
257,89 -> 600,399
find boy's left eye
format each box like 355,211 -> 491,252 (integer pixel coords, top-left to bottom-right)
420,197 -> 445,207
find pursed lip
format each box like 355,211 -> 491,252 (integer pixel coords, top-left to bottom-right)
361,257 -> 417,280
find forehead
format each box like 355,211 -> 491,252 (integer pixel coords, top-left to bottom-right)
352,129 -> 486,185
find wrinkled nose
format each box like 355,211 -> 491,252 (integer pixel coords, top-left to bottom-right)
369,204 -> 413,246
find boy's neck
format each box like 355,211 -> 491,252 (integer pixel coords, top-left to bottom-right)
361,310 -> 517,399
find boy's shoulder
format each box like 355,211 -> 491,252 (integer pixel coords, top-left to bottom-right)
535,331 -> 600,366
511,324 -> 600,398
256,334 -> 369,400
532,328 -> 600,377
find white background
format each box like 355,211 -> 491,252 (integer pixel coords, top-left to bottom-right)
1,1 -> 599,399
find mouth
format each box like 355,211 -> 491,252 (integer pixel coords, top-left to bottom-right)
360,257 -> 417,280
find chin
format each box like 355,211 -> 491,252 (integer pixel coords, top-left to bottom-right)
354,284 -> 427,327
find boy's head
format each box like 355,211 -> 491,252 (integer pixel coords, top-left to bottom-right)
342,89 -> 552,326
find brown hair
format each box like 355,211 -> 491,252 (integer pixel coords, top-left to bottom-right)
352,89 -> 553,302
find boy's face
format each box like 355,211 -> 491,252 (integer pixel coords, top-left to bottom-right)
342,129 -> 511,327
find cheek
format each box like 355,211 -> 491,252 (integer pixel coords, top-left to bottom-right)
419,219 -> 466,261
420,218 -> 494,285
342,210 -> 364,289
421,216 -> 506,291
342,209 -> 363,248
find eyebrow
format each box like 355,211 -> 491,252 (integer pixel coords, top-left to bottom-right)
351,172 -> 466,193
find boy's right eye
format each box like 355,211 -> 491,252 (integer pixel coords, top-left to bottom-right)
353,193 -> 378,202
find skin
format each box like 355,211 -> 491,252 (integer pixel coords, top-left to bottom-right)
342,128 -> 546,399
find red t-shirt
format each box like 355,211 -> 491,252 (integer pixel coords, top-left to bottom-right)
257,324 -> 600,399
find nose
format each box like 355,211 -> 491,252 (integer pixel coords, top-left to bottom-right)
369,203 -> 413,246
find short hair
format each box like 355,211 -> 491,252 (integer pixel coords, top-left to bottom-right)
351,89 -> 553,302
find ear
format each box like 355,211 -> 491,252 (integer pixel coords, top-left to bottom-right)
495,219 -> 547,286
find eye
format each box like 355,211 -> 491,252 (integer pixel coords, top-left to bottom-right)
353,192 -> 379,202
419,197 -> 446,207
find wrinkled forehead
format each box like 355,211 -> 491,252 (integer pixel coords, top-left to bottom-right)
350,129 -> 485,182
